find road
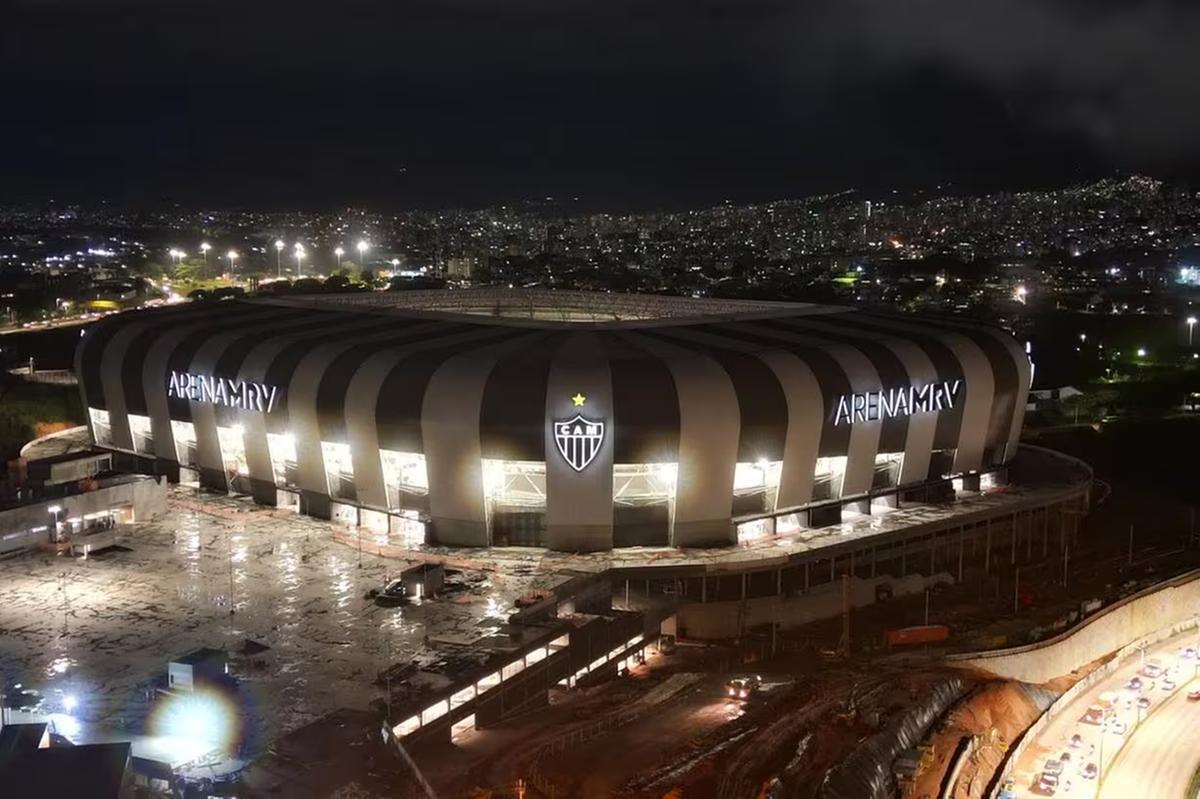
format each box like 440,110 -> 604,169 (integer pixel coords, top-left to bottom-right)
1009,627 -> 1200,799
1100,672 -> 1200,799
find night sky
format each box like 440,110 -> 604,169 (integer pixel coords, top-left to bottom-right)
4,0 -> 1200,210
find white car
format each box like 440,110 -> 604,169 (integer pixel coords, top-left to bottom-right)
1109,719 -> 1128,735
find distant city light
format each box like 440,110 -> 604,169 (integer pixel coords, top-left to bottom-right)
1137,348 -> 1147,358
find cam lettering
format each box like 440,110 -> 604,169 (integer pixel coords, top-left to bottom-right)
167,371 -> 281,413
833,380 -> 961,426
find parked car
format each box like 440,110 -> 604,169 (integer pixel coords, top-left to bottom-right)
1043,758 -> 1064,776
1069,733 -> 1084,748
1137,696 -> 1151,710
1187,689 -> 1200,702
1161,677 -> 1177,691
1141,658 -> 1165,678
1080,762 -> 1098,780
1127,676 -> 1143,691
1109,718 -> 1128,735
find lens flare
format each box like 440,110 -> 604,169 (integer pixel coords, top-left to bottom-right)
148,689 -> 239,763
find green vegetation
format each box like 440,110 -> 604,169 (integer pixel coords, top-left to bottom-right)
0,375 -> 86,462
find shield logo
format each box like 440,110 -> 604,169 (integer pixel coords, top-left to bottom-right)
553,414 -> 605,472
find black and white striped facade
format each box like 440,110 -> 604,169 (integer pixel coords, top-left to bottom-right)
76,292 -> 1030,551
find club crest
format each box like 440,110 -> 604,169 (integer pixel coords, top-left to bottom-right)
553,414 -> 605,472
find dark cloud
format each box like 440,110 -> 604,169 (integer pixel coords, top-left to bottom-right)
1,0 -> 1196,208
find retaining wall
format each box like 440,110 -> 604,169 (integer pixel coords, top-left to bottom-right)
950,568 -> 1200,684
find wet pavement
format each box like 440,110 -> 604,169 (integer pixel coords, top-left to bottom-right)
0,488 -> 552,756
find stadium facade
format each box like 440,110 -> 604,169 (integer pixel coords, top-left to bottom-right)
76,290 -> 1030,551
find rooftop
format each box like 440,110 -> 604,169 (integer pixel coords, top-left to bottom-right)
267,288 -> 842,326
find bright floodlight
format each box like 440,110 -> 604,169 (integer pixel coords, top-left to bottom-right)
226,250 -> 238,260
63,694 -> 78,712
200,242 -> 211,252
150,689 -> 237,761
334,246 -> 345,257
356,240 -> 369,254
1137,347 -> 1147,357
47,505 -> 62,514
391,258 -> 400,267
275,239 -> 285,251
1189,317 -> 1198,326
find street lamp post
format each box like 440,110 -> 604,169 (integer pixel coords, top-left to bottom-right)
226,249 -> 238,276
335,246 -> 345,270
1188,316 -> 1197,348
294,243 -> 306,277
200,242 -> 212,277
356,240 -> 369,271
275,240 -> 285,278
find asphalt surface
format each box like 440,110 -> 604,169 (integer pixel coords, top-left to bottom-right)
1010,628 -> 1200,799
1099,672 -> 1200,799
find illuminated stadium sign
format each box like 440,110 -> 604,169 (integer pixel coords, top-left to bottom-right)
834,380 -> 961,426
167,371 -> 281,413
554,412 -> 606,472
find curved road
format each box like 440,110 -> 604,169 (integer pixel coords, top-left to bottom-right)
1100,677 -> 1200,799
1010,628 -> 1200,799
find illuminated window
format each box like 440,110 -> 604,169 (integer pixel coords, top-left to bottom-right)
89,408 -> 113,447
127,414 -> 154,454
482,460 -> 546,510
170,420 -> 197,467
216,425 -> 249,482
812,456 -> 847,502
266,432 -> 298,487
613,463 -> 677,507
501,659 -> 525,680
483,460 -> 547,546
873,452 -> 904,489
392,715 -> 420,738
449,685 -> 475,709
380,449 -> 428,511
733,460 -> 782,514
524,647 -> 547,667
321,441 -> 355,501
476,671 -> 501,694
420,700 -> 448,725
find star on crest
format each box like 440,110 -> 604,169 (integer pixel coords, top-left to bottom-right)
571,392 -> 587,407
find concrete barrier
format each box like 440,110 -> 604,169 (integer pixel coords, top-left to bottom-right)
940,568 -> 1200,798
950,568 -> 1200,684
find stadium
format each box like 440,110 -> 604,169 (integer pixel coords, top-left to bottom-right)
76,289 -> 1032,552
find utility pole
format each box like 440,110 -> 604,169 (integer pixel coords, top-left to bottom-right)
1013,567 -> 1020,616
1063,544 -> 1069,588
924,588 -> 931,626
1128,524 -> 1134,566
837,574 -> 851,657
